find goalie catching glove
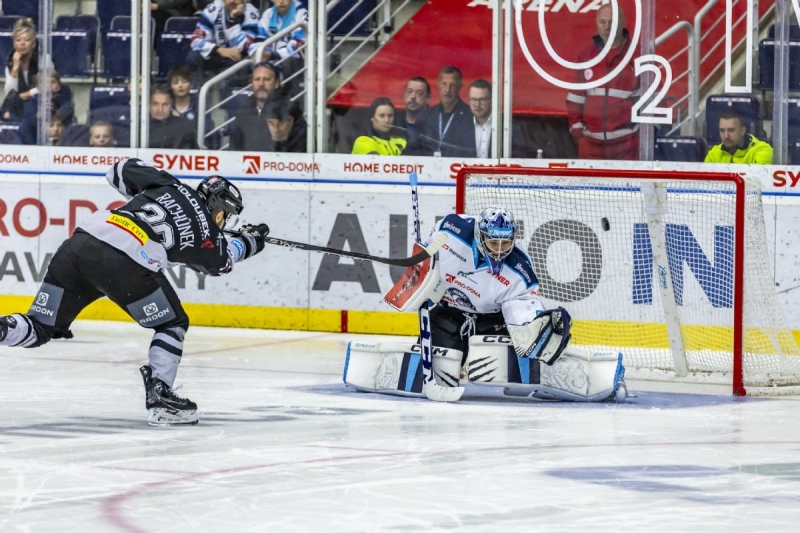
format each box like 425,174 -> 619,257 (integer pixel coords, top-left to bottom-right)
507,307 -> 572,365
238,223 -> 270,259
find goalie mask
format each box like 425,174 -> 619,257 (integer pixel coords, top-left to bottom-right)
475,207 -> 516,274
197,175 -> 244,231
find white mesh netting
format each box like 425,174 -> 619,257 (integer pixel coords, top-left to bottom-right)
461,171 -> 800,393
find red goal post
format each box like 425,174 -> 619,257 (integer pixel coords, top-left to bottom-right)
456,166 -> 800,396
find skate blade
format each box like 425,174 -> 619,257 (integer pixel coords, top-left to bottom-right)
147,408 -> 199,426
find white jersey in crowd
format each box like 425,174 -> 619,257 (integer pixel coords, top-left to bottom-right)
425,214 -> 545,326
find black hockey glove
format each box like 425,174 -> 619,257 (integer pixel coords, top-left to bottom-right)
239,223 -> 270,259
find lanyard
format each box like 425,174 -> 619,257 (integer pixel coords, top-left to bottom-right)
438,111 -> 455,149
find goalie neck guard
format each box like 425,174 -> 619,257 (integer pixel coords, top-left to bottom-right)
475,206 -> 516,275
197,176 -> 244,231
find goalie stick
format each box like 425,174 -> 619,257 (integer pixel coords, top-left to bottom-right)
410,172 -> 465,403
225,230 -> 447,267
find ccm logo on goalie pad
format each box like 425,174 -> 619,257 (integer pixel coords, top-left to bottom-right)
481,335 -> 512,344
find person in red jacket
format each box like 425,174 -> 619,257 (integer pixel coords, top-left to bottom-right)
566,4 -> 640,160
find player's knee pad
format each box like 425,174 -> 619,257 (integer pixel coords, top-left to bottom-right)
465,335 -> 626,402
127,287 -> 189,332
343,341 -> 462,397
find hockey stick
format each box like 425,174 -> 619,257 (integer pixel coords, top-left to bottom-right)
410,172 -> 465,402
225,231 -> 446,267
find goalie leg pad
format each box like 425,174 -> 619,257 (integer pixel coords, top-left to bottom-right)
465,336 -> 626,402
343,341 -> 462,397
507,307 -> 572,365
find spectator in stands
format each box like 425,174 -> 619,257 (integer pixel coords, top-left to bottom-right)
148,85 -> 199,149
264,99 -> 306,153
2,17 -> 53,122
468,79 -> 492,158
187,0 -> 260,84
405,65 -> 476,158
228,62 -> 284,149
396,76 -> 430,144
230,95 -> 305,152
352,97 -> 406,155
89,121 -> 115,148
150,1 -> 195,38
566,4 -> 639,160
256,0 -> 307,95
704,110 -> 773,164
18,70 -> 74,145
48,112 -> 65,146
169,65 -> 198,121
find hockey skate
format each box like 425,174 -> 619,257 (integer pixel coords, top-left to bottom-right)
140,365 -> 198,426
0,316 -> 9,342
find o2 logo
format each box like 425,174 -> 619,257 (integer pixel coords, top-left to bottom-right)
514,0 -> 762,124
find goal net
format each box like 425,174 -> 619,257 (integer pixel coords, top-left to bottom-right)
457,166 -> 800,395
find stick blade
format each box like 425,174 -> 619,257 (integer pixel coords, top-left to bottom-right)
424,381 -> 465,402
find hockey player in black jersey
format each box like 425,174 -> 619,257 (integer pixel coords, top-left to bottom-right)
0,158 -> 269,426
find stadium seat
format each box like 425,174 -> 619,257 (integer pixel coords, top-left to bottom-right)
164,17 -> 198,34
0,15 -> 19,31
0,31 -> 12,67
757,40 -> 800,90
768,24 -> 800,40
102,30 -> 131,79
55,15 -> 100,67
90,85 -> 130,111
789,98 -> 800,141
704,94 -> 761,144
52,31 -> 93,78
328,0 -> 376,37
0,122 -> 22,145
1,1 -> 36,25
156,22 -> 195,80
97,0 -> 129,34
109,16 -> 155,34
655,136 -> 708,162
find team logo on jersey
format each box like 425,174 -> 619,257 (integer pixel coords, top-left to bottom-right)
143,303 -> 159,316
443,288 -> 476,311
36,293 -> 49,306
201,238 -> 215,249
243,155 -> 261,175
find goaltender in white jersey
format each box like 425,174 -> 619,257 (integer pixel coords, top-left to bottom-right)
344,206 -> 627,403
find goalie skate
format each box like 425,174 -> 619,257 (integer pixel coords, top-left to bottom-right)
140,366 -> 198,426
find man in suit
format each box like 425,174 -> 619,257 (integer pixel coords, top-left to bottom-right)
405,65 -> 476,158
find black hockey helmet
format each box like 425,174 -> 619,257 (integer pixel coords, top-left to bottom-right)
197,175 -> 244,231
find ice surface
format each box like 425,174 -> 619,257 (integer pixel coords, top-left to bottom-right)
1,320 -> 800,532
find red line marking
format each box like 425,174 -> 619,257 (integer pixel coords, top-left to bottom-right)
341,310 -> 348,333
99,439 -> 800,532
